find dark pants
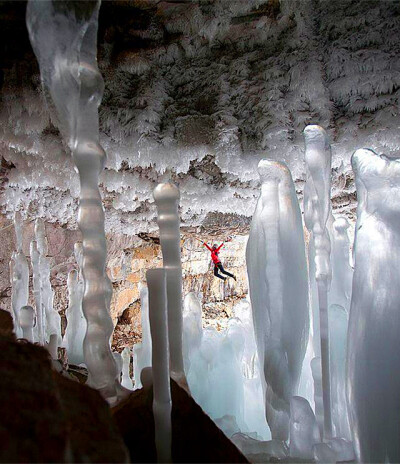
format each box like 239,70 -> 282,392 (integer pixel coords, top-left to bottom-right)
214,263 -> 234,280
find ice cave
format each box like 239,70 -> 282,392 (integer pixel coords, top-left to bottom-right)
0,0 -> 399,462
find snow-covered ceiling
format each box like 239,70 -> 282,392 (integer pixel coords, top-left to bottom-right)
0,0 -> 399,234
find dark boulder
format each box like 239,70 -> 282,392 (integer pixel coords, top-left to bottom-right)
113,378 -> 248,463
0,335 -> 128,463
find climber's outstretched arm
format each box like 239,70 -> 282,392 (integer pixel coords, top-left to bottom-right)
203,242 -> 212,251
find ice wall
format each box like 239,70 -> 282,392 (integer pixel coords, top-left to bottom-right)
26,0 -> 122,401
246,159 -> 309,441
348,148 -> 400,463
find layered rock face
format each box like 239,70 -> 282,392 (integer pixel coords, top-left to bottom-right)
111,234 -> 248,349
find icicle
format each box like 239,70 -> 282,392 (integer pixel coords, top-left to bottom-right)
303,125 -> 333,438
26,1 -> 124,402
147,269 -> 172,464
153,183 -> 185,385
246,159 -> 309,441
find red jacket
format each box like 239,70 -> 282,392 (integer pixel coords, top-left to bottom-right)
203,242 -> 224,265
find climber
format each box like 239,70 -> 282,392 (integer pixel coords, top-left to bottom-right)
200,240 -> 236,281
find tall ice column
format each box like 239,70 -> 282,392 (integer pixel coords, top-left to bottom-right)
303,124 -> 332,438
35,219 -> 61,346
246,160 -> 309,441
26,1 -> 123,400
153,183 -> 185,384
348,149 -> 400,463
147,269 -> 172,463
10,212 -> 29,338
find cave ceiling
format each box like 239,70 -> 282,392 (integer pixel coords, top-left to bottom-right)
0,0 -> 399,235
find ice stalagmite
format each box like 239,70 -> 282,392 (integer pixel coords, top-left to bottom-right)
10,212 -> 29,338
246,160 -> 309,441
27,1 -> 123,400
133,285 -> 151,389
35,219 -> 61,347
348,148 -> 400,463
153,183 -> 185,384
121,347 -> 133,390
63,241 -> 86,365
182,292 -> 203,373
303,125 -> 332,438
329,304 -> 351,440
147,269 -> 172,464
329,218 -> 353,311
63,269 -> 86,365
30,241 -> 45,344
20,306 -> 35,342
289,396 -> 320,459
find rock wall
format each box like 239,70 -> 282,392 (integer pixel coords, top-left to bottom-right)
0,216 -> 248,350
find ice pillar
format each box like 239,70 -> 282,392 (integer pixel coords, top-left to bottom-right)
329,304 -> 351,440
303,125 -> 333,438
35,219 -> 61,346
246,159 -> 309,441
121,347 -> 133,390
329,217 -> 353,311
63,241 -> 86,365
63,269 -> 86,365
182,292 -> 203,373
147,269 -> 172,464
30,241 -> 45,344
27,1 -> 123,401
20,306 -> 35,343
153,183 -> 185,384
10,213 -> 29,338
348,148 -> 400,462
289,396 -> 320,459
